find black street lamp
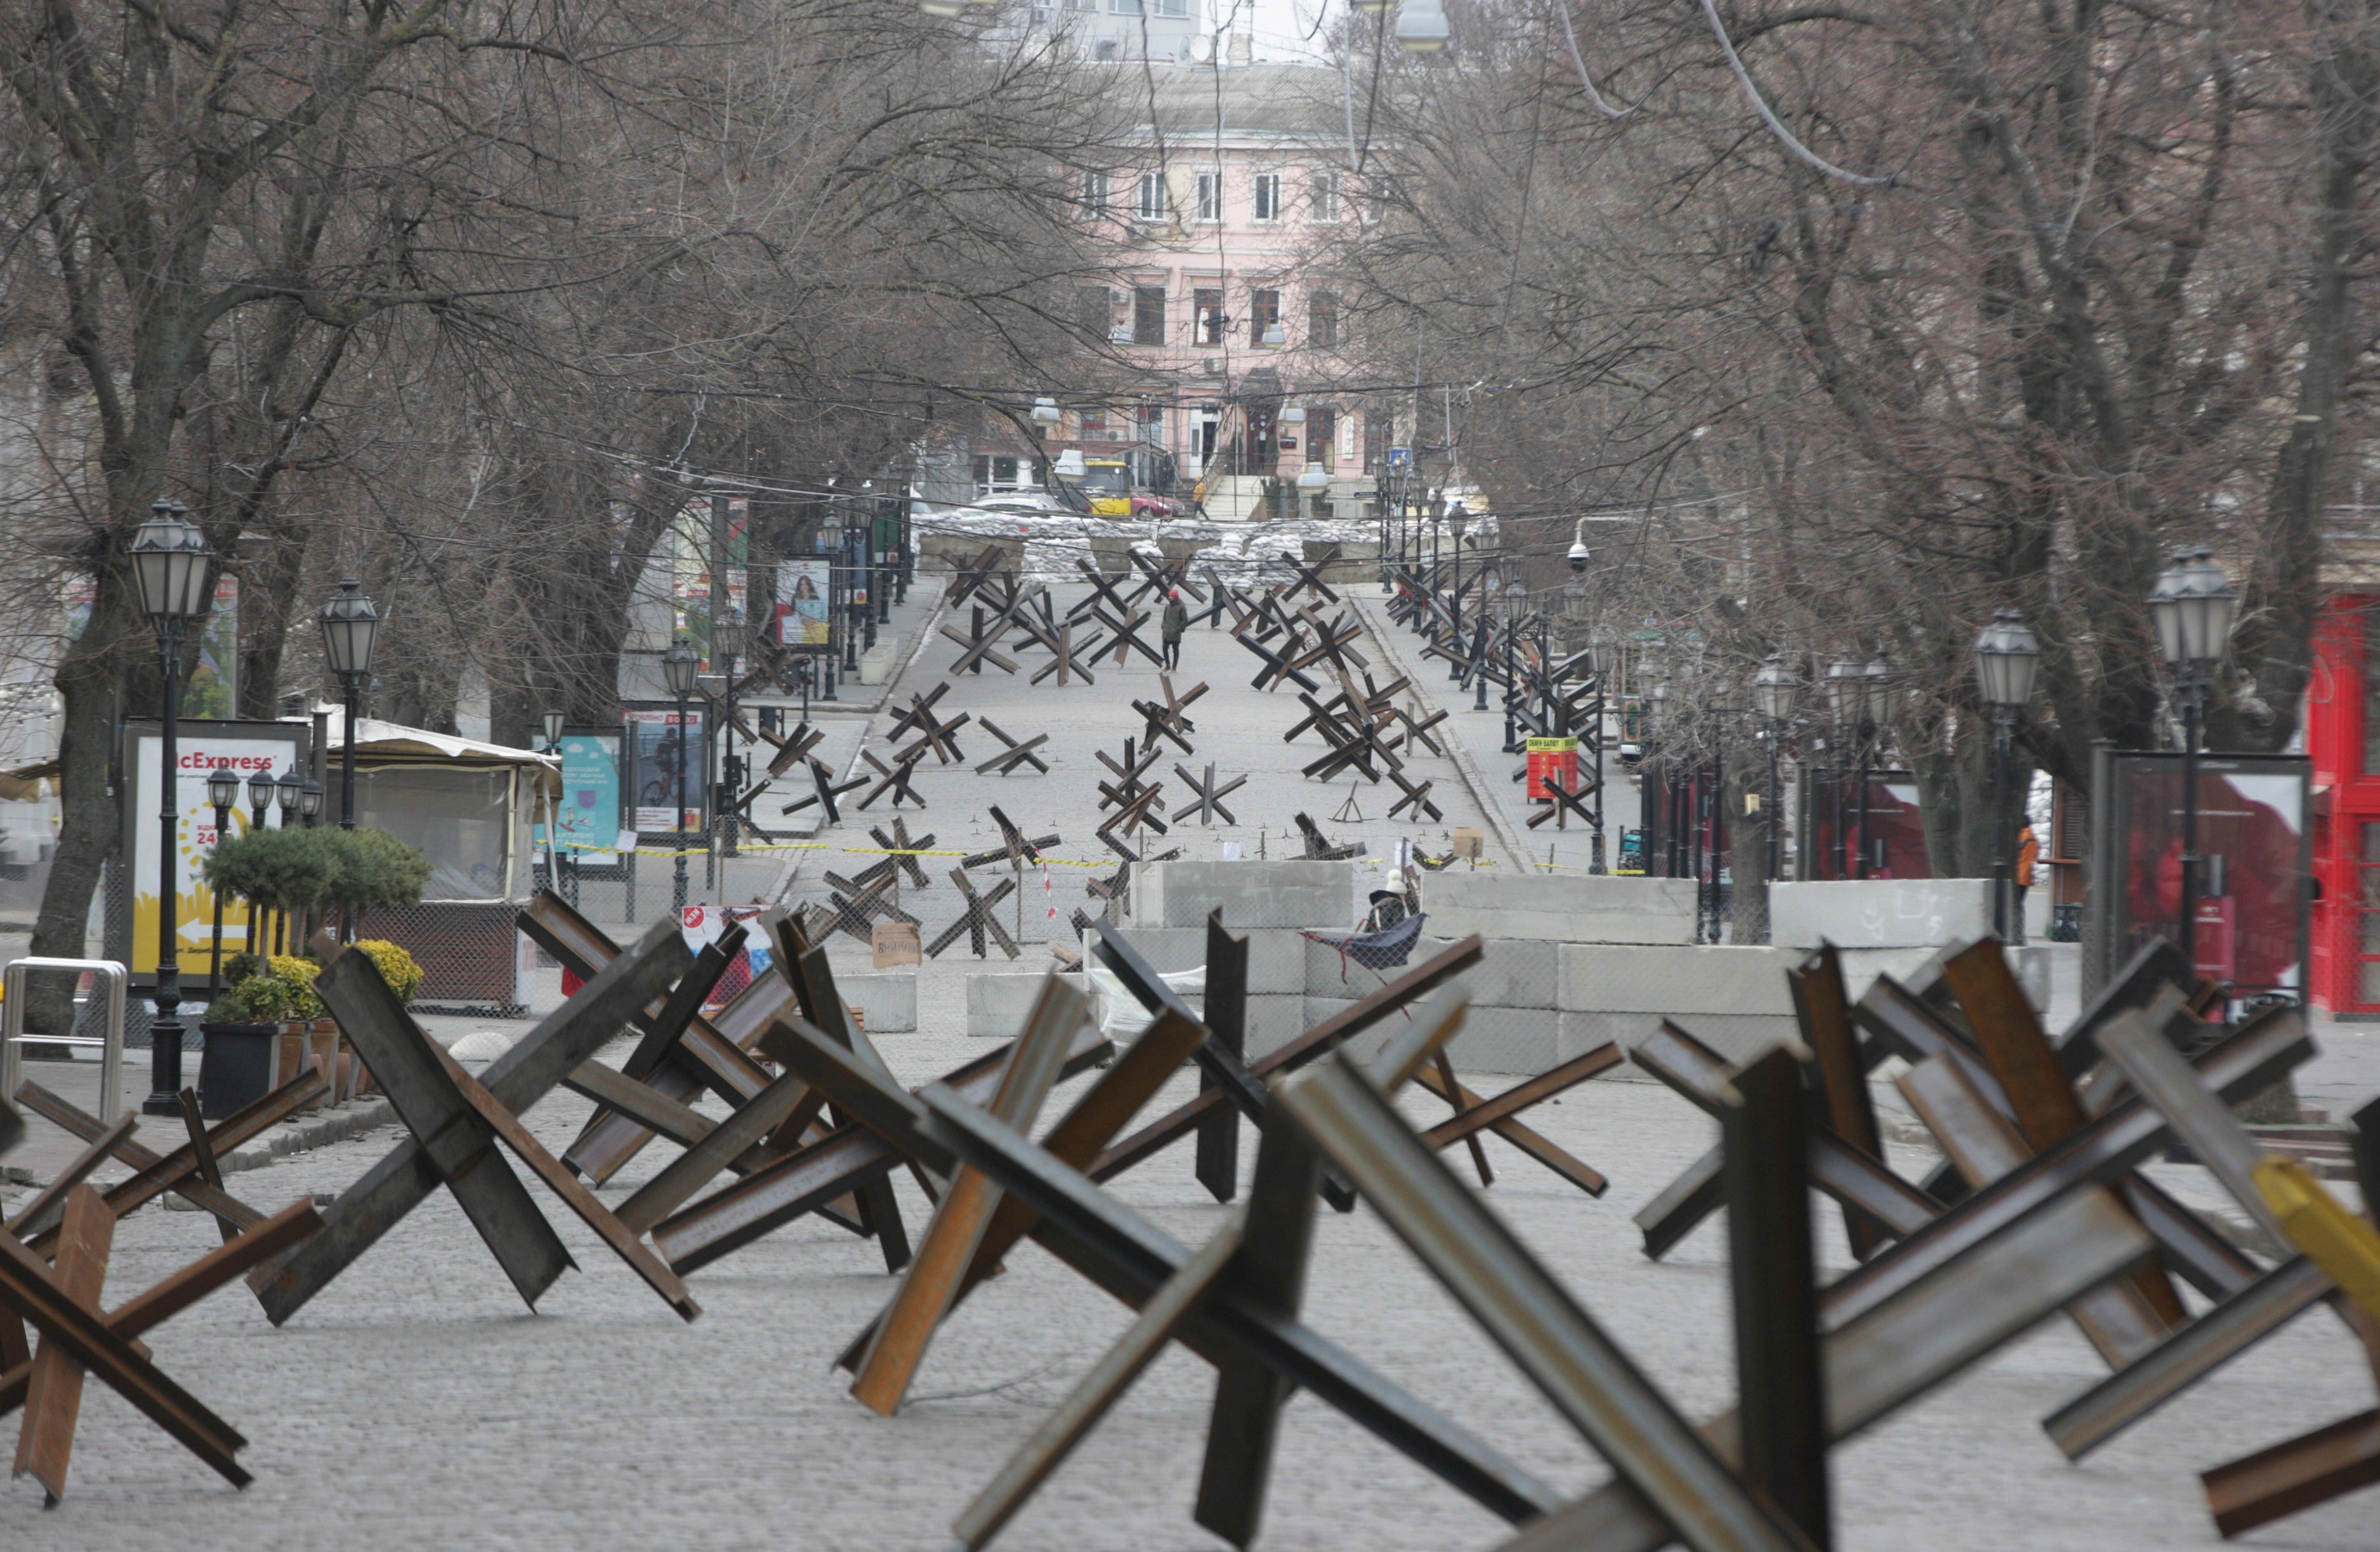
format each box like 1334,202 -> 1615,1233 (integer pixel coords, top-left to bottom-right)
1825,657 -> 1862,878
1752,654 -> 1797,889
320,579 -> 381,860
205,764 -> 239,1000
662,634 -> 702,912
1499,576 -> 1527,746
1973,610 -> 2042,940
128,499 -> 216,1117
299,779 -> 324,827
714,619 -> 745,860
2147,546 -> 2239,968
1445,503 -> 1469,681
541,709 -> 566,751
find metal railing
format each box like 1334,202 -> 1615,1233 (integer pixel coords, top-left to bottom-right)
3,957 -> 129,1123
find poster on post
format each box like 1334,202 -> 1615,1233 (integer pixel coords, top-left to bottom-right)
778,560 -> 832,648
119,720 -> 312,980
624,707 -> 705,834
555,732 -> 621,862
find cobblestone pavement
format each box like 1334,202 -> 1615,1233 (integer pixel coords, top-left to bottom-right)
0,1025 -> 2372,1550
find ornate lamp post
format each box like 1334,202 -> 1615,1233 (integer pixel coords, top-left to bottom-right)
2146,547 -> 2239,966
541,709 -> 565,751
299,779 -> 324,827
1445,503 -> 1469,680
204,765 -> 239,1000
713,619 -> 746,860
1973,610 -> 2042,940
319,580 -> 381,838
662,635 -> 702,912
1499,575 -> 1528,745
1751,654 -> 1797,889
129,500 -> 216,1116
1825,658 -> 1862,878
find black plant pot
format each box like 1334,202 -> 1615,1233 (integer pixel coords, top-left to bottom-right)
197,1022 -> 279,1120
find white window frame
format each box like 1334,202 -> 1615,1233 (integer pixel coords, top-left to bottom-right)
1251,171 -> 1282,224
1136,171 -> 1167,222
1107,0 -> 1142,13
1083,169 -> 1109,217
1308,171 -> 1339,223
1194,169 -> 1223,224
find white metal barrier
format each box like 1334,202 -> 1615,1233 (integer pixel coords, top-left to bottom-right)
1,957 -> 129,1124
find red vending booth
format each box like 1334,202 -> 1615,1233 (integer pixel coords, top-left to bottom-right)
2308,595 -> 2380,1012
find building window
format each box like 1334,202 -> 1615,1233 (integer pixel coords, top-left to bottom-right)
1136,404 -> 1165,440
1308,291 -> 1339,348
1367,173 -> 1400,225
1082,169 -> 1108,217
1081,405 -> 1109,435
1136,171 -> 1166,221
1195,170 -> 1222,223
1364,412 -> 1395,473
2362,614 -> 2380,775
1193,287 -> 1226,345
1108,0 -> 1142,11
1252,173 -> 1282,222
1152,0 -> 1188,14
1250,289 -> 1282,345
1310,172 -> 1339,223
1308,406 -> 1336,467
1133,285 -> 1167,346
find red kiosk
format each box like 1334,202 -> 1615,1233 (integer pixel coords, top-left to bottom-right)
2307,596 -> 2380,1011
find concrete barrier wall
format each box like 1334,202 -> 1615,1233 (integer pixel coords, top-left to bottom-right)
839,971 -> 917,1034
1129,860 -> 1361,930
1770,879 -> 1994,949
1418,872 -> 1698,944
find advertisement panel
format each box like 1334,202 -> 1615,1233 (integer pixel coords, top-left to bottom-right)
555,732 -> 621,861
1525,736 -> 1579,800
778,560 -> 832,648
120,721 -> 310,978
2105,754 -> 2307,998
625,707 -> 704,834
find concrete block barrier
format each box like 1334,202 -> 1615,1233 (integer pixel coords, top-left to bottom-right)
1770,879 -> 1994,949
1130,860 -> 1361,930
838,971 -> 917,1034
1418,872 -> 1697,944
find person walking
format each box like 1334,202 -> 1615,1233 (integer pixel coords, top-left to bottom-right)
1160,588 -> 1188,670
2013,822 -> 2039,944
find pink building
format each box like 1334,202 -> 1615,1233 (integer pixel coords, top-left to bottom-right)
982,62 -> 1400,522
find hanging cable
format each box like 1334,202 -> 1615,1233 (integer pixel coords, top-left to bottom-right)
1555,0 -> 1636,119
1695,0 -> 1893,187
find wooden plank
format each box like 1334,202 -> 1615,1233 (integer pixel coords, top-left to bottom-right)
317,947 -> 577,1308
428,1041 -> 699,1321
1789,944 -> 1888,1259
851,978 -> 1090,1414
14,1185 -> 113,1500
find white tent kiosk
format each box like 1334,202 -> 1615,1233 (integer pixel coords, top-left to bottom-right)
322,709 -> 560,1012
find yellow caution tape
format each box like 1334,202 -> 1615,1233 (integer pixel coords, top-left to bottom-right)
2252,1155 -> 2380,1322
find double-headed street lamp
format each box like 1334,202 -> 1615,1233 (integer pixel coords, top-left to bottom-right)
1973,610 -> 2042,940
2147,546 -> 2240,967
1751,654 -> 1797,888
662,634 -> 702,912
1825,654 -> 1893,878
128,499 -> 216,1117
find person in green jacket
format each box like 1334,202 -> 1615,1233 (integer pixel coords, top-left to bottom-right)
1160,589 -> 1188,669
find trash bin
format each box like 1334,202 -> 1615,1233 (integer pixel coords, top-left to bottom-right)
197,1022 -> 278,1119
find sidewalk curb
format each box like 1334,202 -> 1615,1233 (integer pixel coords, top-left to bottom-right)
1349,594 -> 1534,872
223,1098 -> 395,1174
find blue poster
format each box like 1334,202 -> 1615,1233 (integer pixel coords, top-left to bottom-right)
558,733 -> 621,860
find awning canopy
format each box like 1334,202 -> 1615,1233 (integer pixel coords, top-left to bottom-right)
0,760 -> 59,802
315,706 -> 560,798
